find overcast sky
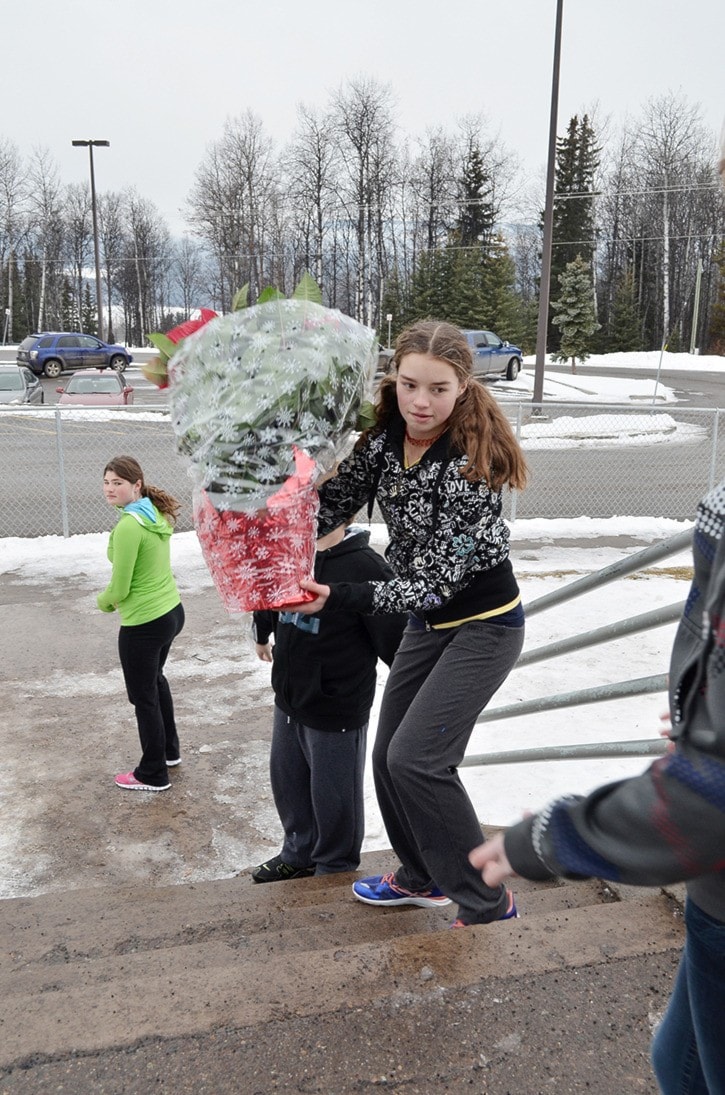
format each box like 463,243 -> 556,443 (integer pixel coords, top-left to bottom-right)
4,0 -> 724,234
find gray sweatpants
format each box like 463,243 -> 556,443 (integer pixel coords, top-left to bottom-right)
271,705 -> 368,874
372,617 -> 524,924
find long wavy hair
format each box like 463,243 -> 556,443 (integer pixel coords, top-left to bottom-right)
360,320 -> 528,491
103,455 -> 181,524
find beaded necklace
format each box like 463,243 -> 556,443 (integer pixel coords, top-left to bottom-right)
403,427 -> 446,469
404,428 -> 446,448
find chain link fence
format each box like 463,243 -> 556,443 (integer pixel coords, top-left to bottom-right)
0,402 -> 723,537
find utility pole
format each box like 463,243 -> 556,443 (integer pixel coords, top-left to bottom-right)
690,258 -> 703,354
71,139 -> 110,340
532,0 -> 564,409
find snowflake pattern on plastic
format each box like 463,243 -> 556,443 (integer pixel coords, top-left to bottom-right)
168,300 -> 376,609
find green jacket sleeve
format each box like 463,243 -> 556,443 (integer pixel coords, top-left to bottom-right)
96,517 -> 142,613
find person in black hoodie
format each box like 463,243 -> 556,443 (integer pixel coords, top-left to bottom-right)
251,522 -> 406,881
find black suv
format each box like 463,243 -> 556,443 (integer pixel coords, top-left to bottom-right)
17,333 -> 133,378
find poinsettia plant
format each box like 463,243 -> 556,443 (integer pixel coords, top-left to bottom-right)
158,276 -> 378,611
143,308 -> 219,388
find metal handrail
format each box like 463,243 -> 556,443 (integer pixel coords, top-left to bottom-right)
524,528 -> 693,618
474,673 -> 667,726
517,602 -> 684,667
461,739 -> 667,768
466,530 -> 693,765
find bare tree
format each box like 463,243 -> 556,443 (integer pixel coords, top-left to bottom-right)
410,129 -> 458,252
172,235 -> 208,317
332,76 -> 397,328
25,146 -> 62,332
98,191 -> 126,342
282,103 -> 340,291
186,112 -> 279,308
119,189 -> 171,344
62,182 -> 92,330
636,92 -> 715,345
0,138 -> 28,341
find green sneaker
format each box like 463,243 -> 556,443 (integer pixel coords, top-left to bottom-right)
251,854 -> 315,883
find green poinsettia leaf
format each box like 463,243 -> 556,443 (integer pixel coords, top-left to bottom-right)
356,400 -> 377,431
141,356 -> 169,389
256,286 -> 285,304
231,283 -> 250,311
147,332 -> 177,361
291,273 -> 322,304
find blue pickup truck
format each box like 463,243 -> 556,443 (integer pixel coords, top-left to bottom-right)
462,330 -> 522,381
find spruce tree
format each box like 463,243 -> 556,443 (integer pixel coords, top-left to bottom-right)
480,237 -> 519,335
552,256 -> 600,372
548,115 -> 600,349
81,283 -> 96,334
607,270 -> 644,352
61,279 -> 77,332
456,139 -> 495,251
408,247 -> 457,322
706,241 -> 725,354
447,248 -> 484,329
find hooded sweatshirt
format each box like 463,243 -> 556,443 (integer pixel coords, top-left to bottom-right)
253,527 -> 406,731
96,501 -> 180,626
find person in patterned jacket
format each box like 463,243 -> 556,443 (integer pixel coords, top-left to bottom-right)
281,319 -> 528,928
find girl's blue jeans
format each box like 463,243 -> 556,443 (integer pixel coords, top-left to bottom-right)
652,898 -> 725,1094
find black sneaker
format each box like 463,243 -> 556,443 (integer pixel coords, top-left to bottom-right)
251,855 -> 315,883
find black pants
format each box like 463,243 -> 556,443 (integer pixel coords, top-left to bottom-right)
270,705 -> 367,873
373,618 -> 524,924
118,603 -> 185,786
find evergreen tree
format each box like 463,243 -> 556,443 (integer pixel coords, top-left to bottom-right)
447,248 -> 484,329
552,255 -> 600,372
480,236 -> 519,335
81,283 -> 96,334
548,115 -> 600,348
60,279 -> 77,331
606,270 -> 644,352
380,268 -> 406,344
456,139 -> 495,250
407,247 -> 457,322
706,241 -> 725,354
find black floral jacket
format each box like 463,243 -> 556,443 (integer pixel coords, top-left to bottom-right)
317,416 -> 519,624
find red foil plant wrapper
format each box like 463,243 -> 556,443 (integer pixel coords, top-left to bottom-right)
155,279 -> 378,612
193,447 -> 319,611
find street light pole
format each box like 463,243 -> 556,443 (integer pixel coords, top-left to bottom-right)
532,0 -> 564,408
72,139 -> 110,340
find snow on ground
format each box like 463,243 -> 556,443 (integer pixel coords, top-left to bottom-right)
0,513 -> 695,840
1,353 -> 718,850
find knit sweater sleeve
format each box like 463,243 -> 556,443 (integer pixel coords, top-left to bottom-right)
505,485 -> 725,897
96,517 -> 142,613
504,737 -> 725,888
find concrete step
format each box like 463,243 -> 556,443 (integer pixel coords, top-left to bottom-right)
0,847 -> 685,1071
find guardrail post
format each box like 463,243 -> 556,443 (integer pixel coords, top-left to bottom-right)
708,407 -> 720,493
55,409 -> 70,538
510,402 -> 524,523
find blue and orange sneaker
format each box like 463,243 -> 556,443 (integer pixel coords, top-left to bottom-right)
352,871 -> 452,908
450,889 -> 519,927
